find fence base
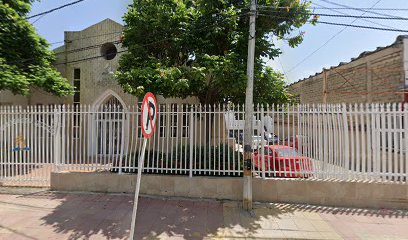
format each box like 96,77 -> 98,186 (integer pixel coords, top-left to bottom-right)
51,171 -> 408,210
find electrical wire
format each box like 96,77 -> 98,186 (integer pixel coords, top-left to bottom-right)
314,20 -> 408,32
31,15 -> 45,24
258,10 -> 408,20
318,0 -> 404,19
26,0 -> 87,20
257,5 -> 408,11
48,31 -> 124,45
285,0 -> 383,74
52,12 -> 250,66
257,14 -> 408,33
55,40 -> 121,56
6,11 -> 249,65
311,2 -> 398,32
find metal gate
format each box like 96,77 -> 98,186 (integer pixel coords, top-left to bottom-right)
0,106 -> 59,186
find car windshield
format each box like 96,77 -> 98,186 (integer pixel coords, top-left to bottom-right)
276,148 -> 299,157
265,133 -> 277,138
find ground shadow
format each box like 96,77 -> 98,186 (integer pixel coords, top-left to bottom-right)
17,191 -> 292,240
5,190 -> 408,240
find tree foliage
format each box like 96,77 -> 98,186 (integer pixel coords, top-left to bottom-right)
117,0 -> 314,104
0,0 -> 73,96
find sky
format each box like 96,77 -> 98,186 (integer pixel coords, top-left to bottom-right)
29,0 -> 408,84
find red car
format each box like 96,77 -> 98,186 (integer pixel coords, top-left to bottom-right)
280,135 -> 310,153
252,145 -> 313,178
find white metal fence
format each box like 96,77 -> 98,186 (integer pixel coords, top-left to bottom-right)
0,103 -> 407,186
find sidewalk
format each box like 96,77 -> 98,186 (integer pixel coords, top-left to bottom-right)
0,187 -> 407,239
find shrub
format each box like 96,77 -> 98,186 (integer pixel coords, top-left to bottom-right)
111,144 -> 243,176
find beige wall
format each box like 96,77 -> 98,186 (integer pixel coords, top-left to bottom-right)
0,91 -> 28,106
289,36 -> 406,104
51,172 -> 408,210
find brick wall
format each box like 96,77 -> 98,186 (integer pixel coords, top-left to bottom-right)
289,37 -> 406,104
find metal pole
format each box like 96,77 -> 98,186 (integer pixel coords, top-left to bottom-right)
243,0 -> 256,211
129,138 -> 147,239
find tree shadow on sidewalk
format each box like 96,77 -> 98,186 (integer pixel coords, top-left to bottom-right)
15,191 -> 408,240
21,191 -> 295,240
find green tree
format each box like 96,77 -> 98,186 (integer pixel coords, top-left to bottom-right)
0,0 -> 73,96
116,0 -> 314,105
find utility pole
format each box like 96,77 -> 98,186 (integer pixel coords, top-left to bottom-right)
243,0 -> 256,211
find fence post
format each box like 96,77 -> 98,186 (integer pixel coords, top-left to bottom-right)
118,109 -> 126,174
260,106 -> 266,179
189,105 -> 194,177
342,103 -> 350,178
53,106 -> 61,172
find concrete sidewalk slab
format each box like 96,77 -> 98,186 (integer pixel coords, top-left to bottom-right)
0,188 -> 407,239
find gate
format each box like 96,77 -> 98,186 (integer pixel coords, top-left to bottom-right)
0,106 -> 60,186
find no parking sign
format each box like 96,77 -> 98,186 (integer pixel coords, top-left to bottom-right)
140,92 -> 157,139
130,92 -> 158,240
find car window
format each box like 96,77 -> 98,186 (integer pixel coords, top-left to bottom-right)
276,148 -> 299,157
263,147 -> 274,156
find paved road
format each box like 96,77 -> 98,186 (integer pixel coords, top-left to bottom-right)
0,188 -> 407,239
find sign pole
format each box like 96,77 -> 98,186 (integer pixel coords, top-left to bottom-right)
129,92 -> 157,240
129,138 -> 147,239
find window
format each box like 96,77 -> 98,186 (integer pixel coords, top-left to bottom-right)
264,147 -> 273,156
101,43 -> 117,60
73,69 -> 80,139
74,68 -> 81,79
170,104 -> 178,138
159,104 -> 167,137
276,148 -> 299,158
73,69 -> 80,105
182,105 -> 190,138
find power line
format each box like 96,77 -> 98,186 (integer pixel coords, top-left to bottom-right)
257,5 -> 408,11
8,12 -> 249,66
56,40 -> 121,56
318,0 -> 402,19
26,0 -> 87,20
54,50 -> 128,65
51,12 -> 250,66
258,11 -> 408,20
257,13 -> 408,32
285,0 -> 383,73
315,20 -> 408,32
311,2 -> 398,32
31,15 -> 45,24
48,31 -> 123,45
277,57 -> 289,83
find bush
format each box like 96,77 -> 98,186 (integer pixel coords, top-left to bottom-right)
111,144 -> 243,176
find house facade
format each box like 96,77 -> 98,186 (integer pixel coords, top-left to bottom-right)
288,35 -> 408,104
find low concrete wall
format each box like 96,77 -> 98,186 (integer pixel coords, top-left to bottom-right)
51,172 -> 408,209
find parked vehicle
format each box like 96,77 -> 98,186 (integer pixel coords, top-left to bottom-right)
236,132 -> 280,145
280,135 -> 308,151
252,145 -> 313,178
